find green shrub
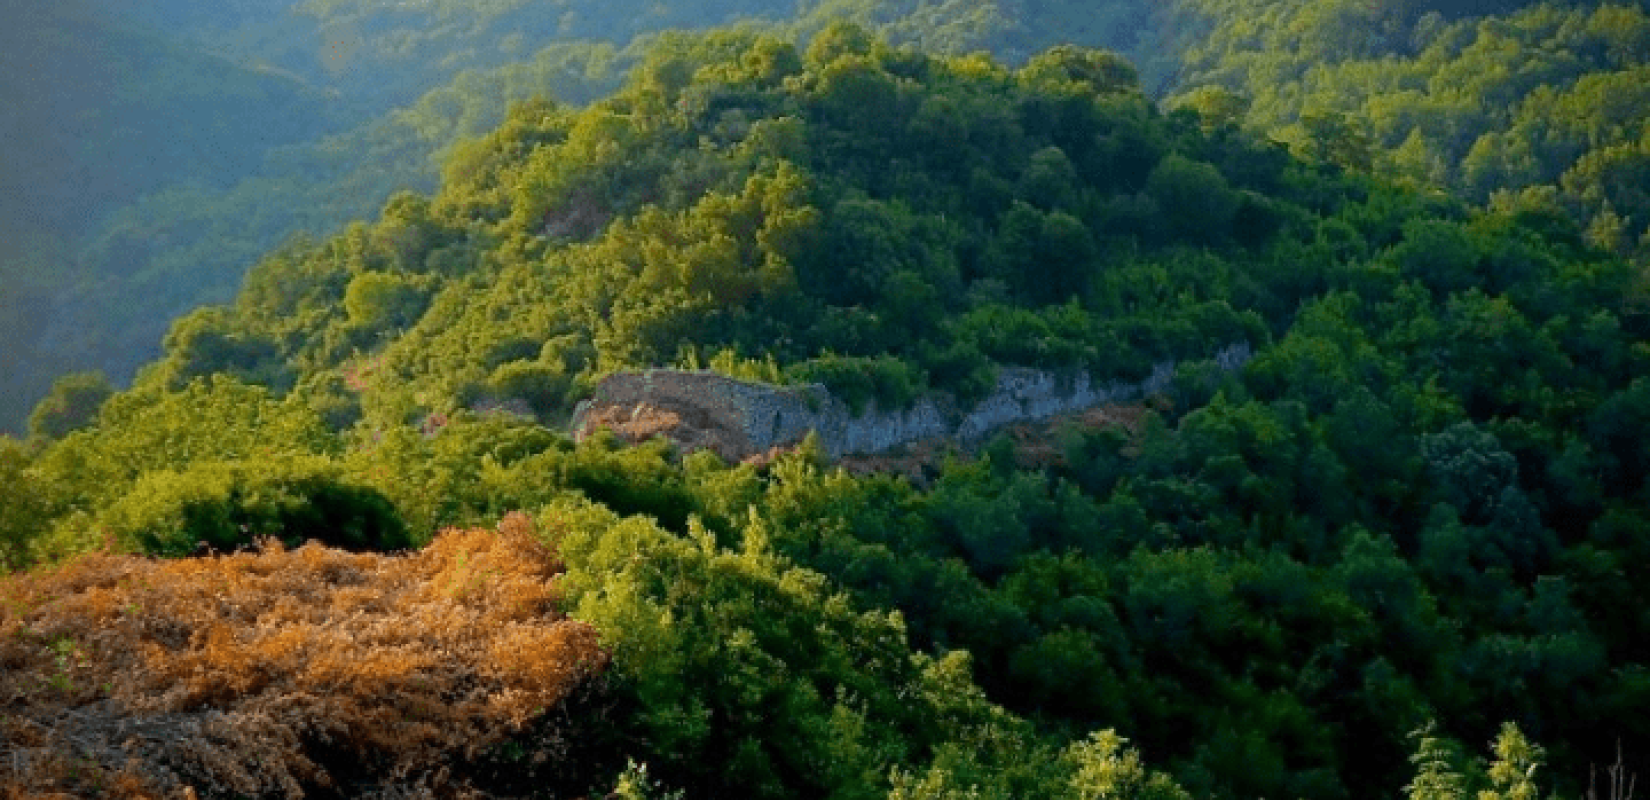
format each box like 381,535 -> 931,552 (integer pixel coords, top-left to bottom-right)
788,354 -> 927,415
27,372 -> 114,442
0,438 -> 51,570
89,457 -> 409,556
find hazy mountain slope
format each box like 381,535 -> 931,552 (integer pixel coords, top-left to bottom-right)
0,5 -> 338,235
0,3 -> 346,430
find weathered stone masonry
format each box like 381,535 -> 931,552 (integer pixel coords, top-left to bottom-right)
571,343 -> 1252,460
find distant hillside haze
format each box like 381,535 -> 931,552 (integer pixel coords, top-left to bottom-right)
0,2 -> 353,431
0,3 -> 341,233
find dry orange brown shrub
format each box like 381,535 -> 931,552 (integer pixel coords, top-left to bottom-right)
0,513 -> 608,798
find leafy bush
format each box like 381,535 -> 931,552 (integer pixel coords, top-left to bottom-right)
549,497 -> 1071,799
788,353 -> 928,414
26,372 -> 114,442
343,270 -> 430,332
87,457 -> 409,556
0,439 -> 50,572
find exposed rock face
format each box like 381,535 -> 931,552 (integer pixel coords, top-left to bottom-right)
571,343 -> 1251,461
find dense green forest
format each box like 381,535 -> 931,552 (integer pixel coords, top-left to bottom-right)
11,0 -> 1650,438
5,18 -> 1650,798
1167,0 -> 1650,260
21,0 -> 1161,431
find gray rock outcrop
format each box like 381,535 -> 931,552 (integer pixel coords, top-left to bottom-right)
571,343 -> 1251,460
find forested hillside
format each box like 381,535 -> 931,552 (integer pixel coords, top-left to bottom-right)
1167,0 -> 1650,262
5,25 -> 1649,798
15,0 -> 1650,441
27,0 -> 1165,432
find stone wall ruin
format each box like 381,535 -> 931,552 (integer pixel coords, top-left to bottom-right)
570,343 -> 1252,462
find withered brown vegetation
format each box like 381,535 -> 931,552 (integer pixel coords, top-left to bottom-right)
0,514 -> 610,799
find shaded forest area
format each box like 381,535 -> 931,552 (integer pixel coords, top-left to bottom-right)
5,20 -> 1650,798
